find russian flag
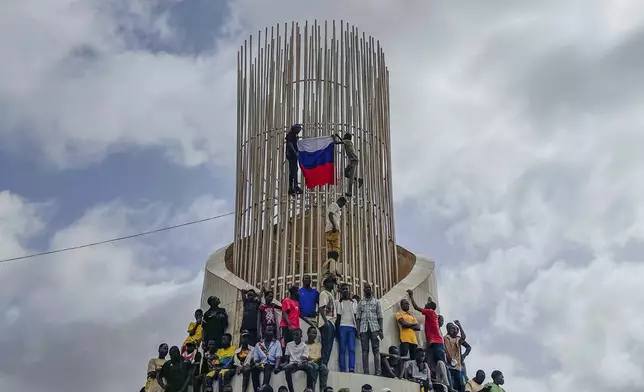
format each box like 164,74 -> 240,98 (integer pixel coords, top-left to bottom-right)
297,136 -> 335,189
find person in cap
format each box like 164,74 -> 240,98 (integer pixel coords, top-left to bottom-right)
286,124 -> 304,195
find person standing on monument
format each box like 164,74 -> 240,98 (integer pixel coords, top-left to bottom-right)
324,196 -> 347,280
333,132 -> 363,198
286,124 -> 303,195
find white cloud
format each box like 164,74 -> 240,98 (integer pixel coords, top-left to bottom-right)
0,190 -> 232,390
4,0 -> 644,391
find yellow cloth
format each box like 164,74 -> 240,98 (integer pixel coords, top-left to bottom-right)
395,311 -> 418,344
145,358 -> 166,392
183,322 -> 203,346
326,231 -> 341,254
465,379 -> 484,392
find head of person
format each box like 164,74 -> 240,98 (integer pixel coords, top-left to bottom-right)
261,385 -> 275,392
361,384 -> 373,392
221,333 -> 232,348
288,285 -> 299,300
278,387 -> 288,392
223,385 -> 234,392
323,276 -> 335,291
265,290 -> 274,304
158,343 -> 169,358
425,297 -> 437,310
264,325 -> 275,341
194,309 -> 204,322
292,328 -> 303,343
400,299 -> 410,312
438,315 -> 444,328
491,370 -> 504,385
474,369 -> 486,384
303,389 -> 314,392
414,347 -> 425,363
303,274 -> 312,288
307,326 -> 318,342
339,283 -> 350,299
240,330 -> 250,346
246,289 -> 257,301
290,124 -> 302,135
323,387 -> 334,392
207,339 -> 217,351
446,322 -> 458,337
343,133 -> 352,140
363,283 -> 373,297
352,294 -> 361,302
185,342 -> 196,354
207,296 -> 221,307
337,196 -> 347,208
388,345 -> 399,356
169,346 -> 181,361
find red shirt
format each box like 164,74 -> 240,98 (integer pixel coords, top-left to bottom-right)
422,308 -> 443,344
280,298 -> 300,328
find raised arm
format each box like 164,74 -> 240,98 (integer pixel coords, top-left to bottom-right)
455,320 -> 467,341
406,290 -> 423,312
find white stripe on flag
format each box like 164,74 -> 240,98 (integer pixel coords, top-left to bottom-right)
297,136 -> 333,153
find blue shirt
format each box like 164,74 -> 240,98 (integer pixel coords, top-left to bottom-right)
298,287 -> 319,318
252,339 -> 282,365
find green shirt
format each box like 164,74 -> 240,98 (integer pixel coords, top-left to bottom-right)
484,383 -> 505,392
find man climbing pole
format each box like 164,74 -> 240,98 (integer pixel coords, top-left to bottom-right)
333,133 -> 363,197
286,124 -> 304,195
323,196 -> 347,281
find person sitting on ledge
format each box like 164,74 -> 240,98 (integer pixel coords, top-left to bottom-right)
284,328 -> 317,392
144,343 -> 168,392
380,345 -> 404,379
481,370 -> 505,392
209,333 -> 237,389
182,342 -> 198,363
465,369 -> 486,392
182,309 -> 203,353
403,348 -> 433,392
305,326 -> 329,392
251,325 -> 282,391
157,346 -> 193,392
234,330 -> 255,392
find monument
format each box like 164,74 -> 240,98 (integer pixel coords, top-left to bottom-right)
201,20 -> 439,391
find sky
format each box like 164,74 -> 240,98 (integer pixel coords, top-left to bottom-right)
2,0 -> 644,390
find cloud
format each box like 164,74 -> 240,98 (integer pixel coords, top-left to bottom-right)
0,190 -> 232,391
4,0 -> 644,391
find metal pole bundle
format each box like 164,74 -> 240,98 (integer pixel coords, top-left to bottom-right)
233,21 -> 397,299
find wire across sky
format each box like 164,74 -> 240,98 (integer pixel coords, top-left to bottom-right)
0,211 -> 235,264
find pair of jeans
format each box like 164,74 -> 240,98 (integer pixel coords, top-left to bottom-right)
427,342 -> 446,365
399,341 -> 418,358
449,368 -> 465,392
320,321 -> 335,366
250,363 -> 275,392
284,362 -> 317,392
309,363 -> 328,391
338,325 -> 356,371
360,330 -> 381,375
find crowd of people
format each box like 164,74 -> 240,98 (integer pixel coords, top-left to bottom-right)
141,275 -> 507,392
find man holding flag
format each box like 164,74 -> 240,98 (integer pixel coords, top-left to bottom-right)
286,124 -> 304,195
333,132 -> 364,198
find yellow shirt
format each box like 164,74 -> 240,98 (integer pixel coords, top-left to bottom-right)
183,322 -> 203,346
395,311 -> 418,344
465,379 -> 484,392
307,342 -> 322,361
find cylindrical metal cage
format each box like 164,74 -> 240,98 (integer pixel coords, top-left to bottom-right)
232,21 -> 396,298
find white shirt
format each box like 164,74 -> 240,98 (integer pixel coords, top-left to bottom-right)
285,341 -> 309,364
325,202 -> 341,232
336,299 -> 357,328
318,290 -> 336,327
404,360 -> 431,381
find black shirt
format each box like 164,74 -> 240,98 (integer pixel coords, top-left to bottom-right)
286,132 -> 299,160
241,299 -> 261,331
203,307 -> 228,341
159,359 -> 191,392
